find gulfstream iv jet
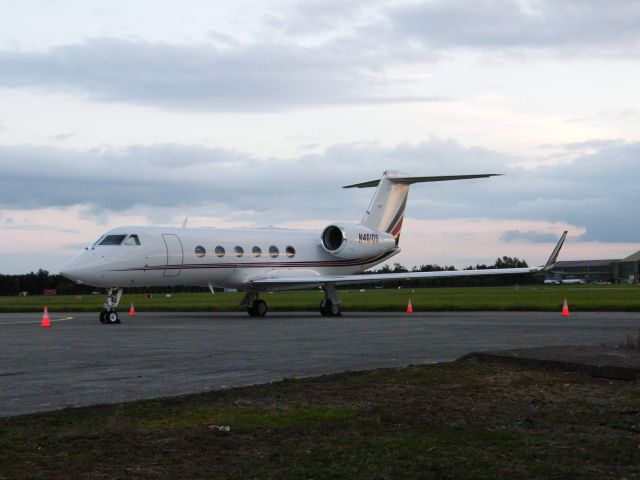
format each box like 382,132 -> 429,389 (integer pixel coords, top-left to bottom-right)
60,171 -> 567,324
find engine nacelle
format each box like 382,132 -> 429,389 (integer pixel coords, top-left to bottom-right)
321,223 -> 395,260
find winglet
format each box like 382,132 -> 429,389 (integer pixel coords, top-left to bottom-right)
543,231 -> 567,270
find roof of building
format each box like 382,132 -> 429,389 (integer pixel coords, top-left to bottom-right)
621,250 -> 640,262
553,259 -> 620,268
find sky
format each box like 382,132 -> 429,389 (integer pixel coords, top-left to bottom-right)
1,0 -> 639,274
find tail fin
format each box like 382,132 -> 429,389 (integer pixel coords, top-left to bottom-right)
343,171 -> 501,241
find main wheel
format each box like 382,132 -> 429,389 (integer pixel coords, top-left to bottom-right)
255,300 -> 267,317
247,304 -> 257,316
99,311 -> 107,324
319,300 -> 327,316
105,310 -> 120,324
320,299 -> 341,316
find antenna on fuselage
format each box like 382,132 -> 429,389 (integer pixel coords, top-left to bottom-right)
182,217 -> 189,228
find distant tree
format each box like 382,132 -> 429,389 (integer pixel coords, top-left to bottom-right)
494,256 -> 528,268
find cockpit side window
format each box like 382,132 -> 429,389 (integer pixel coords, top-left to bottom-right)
124,234 -> 141,246
98,234 -> 127,246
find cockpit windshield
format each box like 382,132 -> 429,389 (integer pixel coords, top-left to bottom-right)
124,234 -> 141,246
98,234 -> 127,246
91,234 -> 106,246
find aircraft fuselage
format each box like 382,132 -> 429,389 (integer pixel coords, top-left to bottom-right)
61,226 -> 399,290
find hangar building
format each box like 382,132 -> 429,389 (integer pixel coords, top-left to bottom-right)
613,250 -> 640,284
547,250 -> 640,284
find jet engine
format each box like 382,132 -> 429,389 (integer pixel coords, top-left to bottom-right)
320,223 -> 395,260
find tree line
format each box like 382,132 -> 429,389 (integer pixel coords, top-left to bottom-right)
0,256 -> 532,296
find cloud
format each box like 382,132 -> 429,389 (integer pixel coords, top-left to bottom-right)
0,137 -> 506,218
501,230 -> 561,243
0,2 -> 636,112
0,37 -> 435,111
1,136 -> 639,244
388,0 -> 640,56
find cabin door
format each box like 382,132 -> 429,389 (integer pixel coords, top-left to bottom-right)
162,234 -> 183,277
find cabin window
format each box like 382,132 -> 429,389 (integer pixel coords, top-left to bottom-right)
124,234 -> 141,246
215,246 -> 225,257
195,246 -> 206,257
269,245 -> 279,258
234,246 -> 244,257
98,234 -> 127,246
286,246 -> 296,258
252,246 -> 262,257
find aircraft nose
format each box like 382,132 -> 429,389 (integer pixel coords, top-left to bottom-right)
60,254 -> 91,284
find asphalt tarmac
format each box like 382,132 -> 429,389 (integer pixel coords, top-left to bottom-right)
2,310 -> 639,417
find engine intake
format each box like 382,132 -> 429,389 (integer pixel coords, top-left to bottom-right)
320,223 -> 395,260
321,225 -> 345,251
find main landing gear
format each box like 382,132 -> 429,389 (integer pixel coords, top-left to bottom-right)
241,285 -> 342,317
242,292 -> 268,317
100,288 -> 123,324
319,285 -> 342,317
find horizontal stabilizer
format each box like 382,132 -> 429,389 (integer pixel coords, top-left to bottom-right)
343,174 -> 502,189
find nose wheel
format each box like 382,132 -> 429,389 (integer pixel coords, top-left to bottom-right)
100,309 -> 121,324
100,288 -> 123,325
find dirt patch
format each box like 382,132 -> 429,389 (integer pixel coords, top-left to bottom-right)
466,345 -> 640,380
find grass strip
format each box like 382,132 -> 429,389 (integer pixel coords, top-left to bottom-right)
1,284 -> 640,313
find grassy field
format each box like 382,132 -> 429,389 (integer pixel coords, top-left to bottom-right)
0,284 -> 639,313
1,358 -> 639,479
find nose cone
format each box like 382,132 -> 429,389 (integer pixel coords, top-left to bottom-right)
60,252 -> 93,285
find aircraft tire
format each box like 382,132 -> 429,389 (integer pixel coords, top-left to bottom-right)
106,310 -> 120,324
319,300 -> 328,316
320,300 -> 341,317
247,304 -> 257,316
99,311 -> 107,324
255,300 -> 267,317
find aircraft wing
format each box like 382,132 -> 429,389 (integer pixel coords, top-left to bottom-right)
250,231 -> 568,290
250,266 -> 539,289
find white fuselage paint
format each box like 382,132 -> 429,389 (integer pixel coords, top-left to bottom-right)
61,226 -> 399,290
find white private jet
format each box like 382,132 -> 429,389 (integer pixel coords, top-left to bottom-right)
60,171 -> 567,324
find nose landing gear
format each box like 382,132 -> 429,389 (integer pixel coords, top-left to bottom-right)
100,288 -> 123,324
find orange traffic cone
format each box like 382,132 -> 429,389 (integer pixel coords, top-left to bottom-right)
41,306 -> 51,327
129,303 -> 136,316
561,298 -> 570,317
406,299 -> 413,313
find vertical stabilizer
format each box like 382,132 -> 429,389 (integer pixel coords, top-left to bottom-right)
359,170 -> 410,237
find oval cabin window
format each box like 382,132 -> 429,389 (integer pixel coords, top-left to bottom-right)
252,246 -> 262,257
195,246 -> 206,258
286,246 -> 296,258
215,246 -> 225,257
269,246 -> 279,258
